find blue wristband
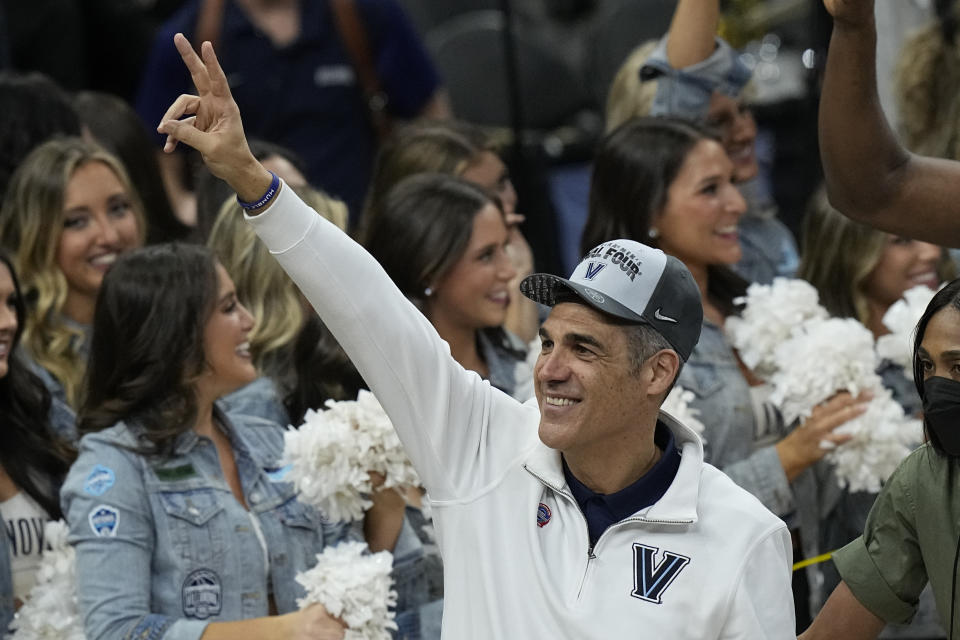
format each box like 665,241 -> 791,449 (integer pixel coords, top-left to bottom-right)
237,172 -> 281,211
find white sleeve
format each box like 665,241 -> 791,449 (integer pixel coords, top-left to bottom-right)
718,524 -> 796,639
246,185 -> 539,501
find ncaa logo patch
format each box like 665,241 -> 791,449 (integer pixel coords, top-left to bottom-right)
182,569 -> 223,619
84,464 -> 116,496
88,505 -> 119,537
537,503 -> 552,528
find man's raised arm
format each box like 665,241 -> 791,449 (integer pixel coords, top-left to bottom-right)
820,0 -> 960,246
156,34 -> 537,502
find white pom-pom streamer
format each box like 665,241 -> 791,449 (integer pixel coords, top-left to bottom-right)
820,389 -> 921,493
725,278 -> 828,379
731,279 -> 925,492
283,391 -> 420,522
769,317 -> 880,424
876,285 -> 937,380
7,520 -> 85,640
661,386 -> 706,441
296,541 -> 397,640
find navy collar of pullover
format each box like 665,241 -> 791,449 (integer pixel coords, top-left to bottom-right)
563,421 -> 681,545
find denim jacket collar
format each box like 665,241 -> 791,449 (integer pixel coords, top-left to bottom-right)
170,406 -> 259,462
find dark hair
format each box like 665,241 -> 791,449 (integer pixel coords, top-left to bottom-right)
0,252 -> 74,518
74,91 -> 190,244
359,120 -> 495,242
284,315 -> 367,425
937,0 -> 958,44
582,116 -> 746,314
913,277 -> 960,455
582,117 -> 709,255
79,243 -> 219,456
0,72 -> 81,198
363,173 -> 502,309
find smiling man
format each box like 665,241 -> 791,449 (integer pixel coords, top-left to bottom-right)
157,34 -> 796,638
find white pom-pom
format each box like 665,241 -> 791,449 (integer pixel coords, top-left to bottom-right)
283,391 -> 420,522
7,520 -> 85,640
822,390 -> 918,493
725,278 -> 829,379
769,317 -> 880,424
296,541 -> 397,640
660,386 -> 706,441
877,285 -> 937,379
730,280 -> 924,493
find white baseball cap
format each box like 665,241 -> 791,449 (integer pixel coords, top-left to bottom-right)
520,239 -> 703,360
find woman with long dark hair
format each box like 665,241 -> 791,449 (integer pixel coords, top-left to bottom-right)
365,173 -> 531,401
61,244 -> 350,639
0,251 -> 75,633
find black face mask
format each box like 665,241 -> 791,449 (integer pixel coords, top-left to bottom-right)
923,376 -> 960,457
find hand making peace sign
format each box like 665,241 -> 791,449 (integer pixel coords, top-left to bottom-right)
156,33 -> 273,204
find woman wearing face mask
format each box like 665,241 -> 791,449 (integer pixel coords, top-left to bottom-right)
801,277 -> 960,640
606,0 -> 799,286
0,137 -> 146,408
0,251 -> 76,634
61,244 -> 351,640
581,117 -> 865,629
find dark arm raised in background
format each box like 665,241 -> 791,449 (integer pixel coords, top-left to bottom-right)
820,0 -> 960,246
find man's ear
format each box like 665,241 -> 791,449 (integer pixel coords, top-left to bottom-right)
646,349 -> 681,397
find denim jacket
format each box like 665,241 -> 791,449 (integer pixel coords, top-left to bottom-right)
641,35 -> 752,121
734,182 -> 799,285
219,376 -> 291,428
61,409 -> 347,640
677,319 -> 795,517
392,506 -> 443,640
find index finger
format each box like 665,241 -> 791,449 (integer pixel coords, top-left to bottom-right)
174,32 -> 211,95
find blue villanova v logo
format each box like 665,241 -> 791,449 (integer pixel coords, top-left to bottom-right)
584,262 -> 606,281
631,543 -> 691,604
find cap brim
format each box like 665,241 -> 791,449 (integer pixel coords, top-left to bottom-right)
520,273 -> 646,325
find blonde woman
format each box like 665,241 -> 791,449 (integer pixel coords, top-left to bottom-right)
0,137 -> 146,407
208,185 -> 357,427
800,188 -> 954,347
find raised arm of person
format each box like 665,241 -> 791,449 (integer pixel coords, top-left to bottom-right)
157,35 -> 538,502
664,0 -> 721,67
641,0 -> 751,122
820,0 -> 960,245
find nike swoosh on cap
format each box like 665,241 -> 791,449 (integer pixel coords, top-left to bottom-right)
654,308 -> 678,324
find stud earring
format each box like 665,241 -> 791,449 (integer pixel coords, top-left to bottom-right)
648,228 -> 660,240
424,287 -> 433,297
